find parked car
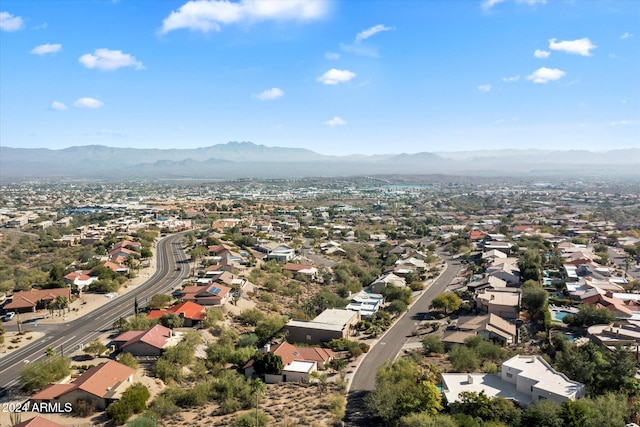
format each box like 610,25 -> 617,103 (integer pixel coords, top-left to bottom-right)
3,312 -> 16,321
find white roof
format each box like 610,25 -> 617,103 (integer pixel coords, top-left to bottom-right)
503,355 -> 583,398
283,360 -> 315,373
313,308 -> 358,326
441,373 -> 531,405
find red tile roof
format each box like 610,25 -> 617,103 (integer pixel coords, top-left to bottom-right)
114,324 -> 172,350
282,263 -> 315,272
70,360 -> 134,398
5,288 -> 71,310
147,301 -> 206,321
63,271 -> 91,282
245,342 -> 334,369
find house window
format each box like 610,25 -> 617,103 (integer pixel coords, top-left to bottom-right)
306,335 -> 311,341
506,373 -> 512,378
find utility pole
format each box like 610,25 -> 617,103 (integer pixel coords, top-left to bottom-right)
16,311 -> 22,334
134,297 -> 139,316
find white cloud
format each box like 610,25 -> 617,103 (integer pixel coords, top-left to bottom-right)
549,38 -> 596,56
526,67 -> 566,83
502,75 -> 520,83
74,97 -> 104,109
79,48 -> 144,71
161,0 -> 328,34
355,24 -> 392,42
481,0 -> 507,9
317,68 -> 356,85
621,32 -> 633,39
0,11 -> 24,31
482,0 -> 545,10
50,101 -> 67,111
255,87 -> 284,100
533,49 -> 550,58
324,116 -> 346,127
30,43 -> 62,55
477,84 -> 492,93
325,51 -> 340,60
610,120 -> 637,126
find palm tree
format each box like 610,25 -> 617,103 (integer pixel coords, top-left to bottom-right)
45,346 -> 56,359
250,379 -> 266,427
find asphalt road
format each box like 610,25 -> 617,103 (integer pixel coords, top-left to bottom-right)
344,251 -> 463,426
0,232 -> 190,396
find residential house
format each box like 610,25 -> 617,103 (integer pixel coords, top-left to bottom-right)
486,258 -> 521,284
474,288 -> 521,319
62,271 -> 97,291
113,324 -> 180,356
4,288 -> 72,313
286,309 -> 360,345
441,355 -> 585,407
581,290 -> 634,319
346,290 -> 384,317
179,283 -> 231,306
467,276 -> 508,292
443,314 -> 517,347
282,263 -> 319,280
147,301 -> 207,327
244,342 -> 334,383
256,242 -> 295,262
100,261 -> 129,275
368,272 -> 406,294
30,360 -> 135,410
108,247 -> 140,262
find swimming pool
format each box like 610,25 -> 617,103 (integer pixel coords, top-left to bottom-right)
553,311 -> 574,322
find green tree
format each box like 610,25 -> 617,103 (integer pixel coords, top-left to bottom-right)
521,399 -> 564,427
521,281 -> 548,321
398,413 -> 457,427
252,352 -> 283,375
254,315 -> 287,347
422,335 -> 445,355
559,399 -> 590,427
583,392 -> 628,427
564,305 -> 616,327
84,339 -> 107,358
160,313 -> 184,329
19,356 -> 71,392
148,294 -> 172,309
452,391 -> 521,426
431,292 -> 461,315
519,249 -> 542,282
118,352 -> 139,369
449,345 -> 480,372
365,357 -> 443,424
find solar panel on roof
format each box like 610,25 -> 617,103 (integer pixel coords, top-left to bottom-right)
209,286 -> 221,295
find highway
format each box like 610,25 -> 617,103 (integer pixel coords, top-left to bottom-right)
344,251 -> 463,426
0,232 -> 190,396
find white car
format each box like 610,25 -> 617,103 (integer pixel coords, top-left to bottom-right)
3,312 -> 16,321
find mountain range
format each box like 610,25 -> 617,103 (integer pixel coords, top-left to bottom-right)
1,142 -> 638,181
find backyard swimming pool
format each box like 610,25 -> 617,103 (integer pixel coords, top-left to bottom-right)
553,311 -> 574,322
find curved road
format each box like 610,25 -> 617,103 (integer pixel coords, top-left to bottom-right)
0,232 -> 190,396
344,251 -> 463,426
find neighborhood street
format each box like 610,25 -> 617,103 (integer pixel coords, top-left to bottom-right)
344,251 -> 463,426
0,232 -> 190,396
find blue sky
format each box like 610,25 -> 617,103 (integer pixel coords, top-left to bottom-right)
1,0 -> 638,156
